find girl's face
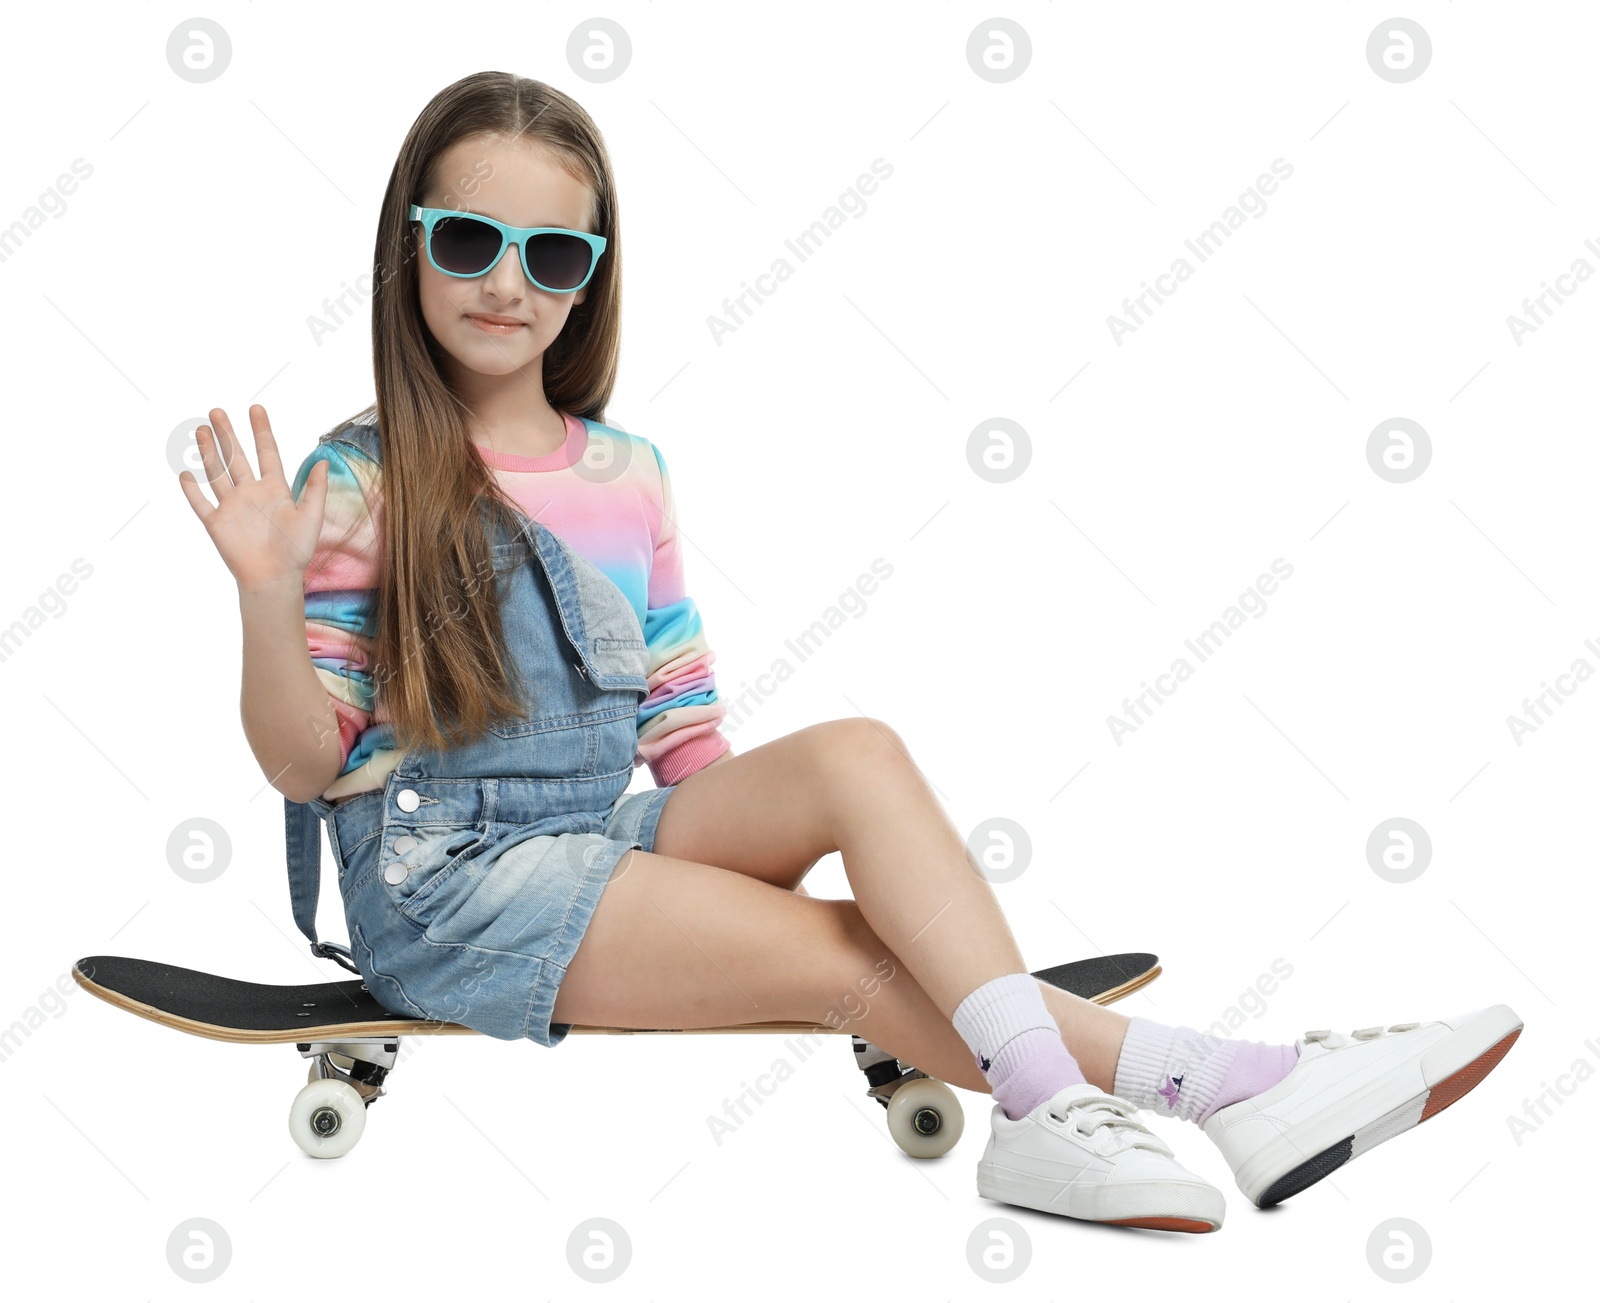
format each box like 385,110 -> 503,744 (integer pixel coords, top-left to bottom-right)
414,134 -> 598,390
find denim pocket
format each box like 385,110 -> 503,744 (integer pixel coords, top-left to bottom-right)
380,822 -> 491,928
488,699 -> 637,741
590,634 -> 648,681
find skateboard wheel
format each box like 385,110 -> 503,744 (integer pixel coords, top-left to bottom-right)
289,1078 -> 367,1159
884,1078 -> 963,1159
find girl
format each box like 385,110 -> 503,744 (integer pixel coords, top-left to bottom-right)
179,71 -> 1520,1232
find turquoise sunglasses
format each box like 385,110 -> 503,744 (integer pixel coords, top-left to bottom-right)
408,204 -> 608,293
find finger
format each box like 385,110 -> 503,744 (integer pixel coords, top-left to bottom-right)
298,456 -> 330,516
177,468 -> 217,523
250,403 -> 286,483
209,406 -> 256,483
194,423 -> 233,496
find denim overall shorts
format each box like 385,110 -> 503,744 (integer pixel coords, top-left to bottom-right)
283,419 -> 677,1047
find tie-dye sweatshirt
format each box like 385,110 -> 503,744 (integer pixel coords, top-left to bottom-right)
289,410 -> 730,802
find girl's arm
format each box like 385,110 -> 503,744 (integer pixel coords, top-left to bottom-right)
178,406 -> 376,805
239,576 -> 347,803
637,440 -> 732,786
269,439 -> 383,802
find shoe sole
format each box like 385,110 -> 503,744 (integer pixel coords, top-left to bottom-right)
976,1163 -> 1223,1233
1248,1007 -> 1522,1208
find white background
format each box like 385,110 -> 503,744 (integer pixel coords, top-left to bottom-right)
0,1 -> 1591,1296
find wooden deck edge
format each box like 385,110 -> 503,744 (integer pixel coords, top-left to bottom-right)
72,960 -> 1159,1045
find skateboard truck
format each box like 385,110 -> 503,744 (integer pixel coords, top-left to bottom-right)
855,1034 -> 919,1102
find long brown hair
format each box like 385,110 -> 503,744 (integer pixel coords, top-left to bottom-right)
332,71 -> 623,755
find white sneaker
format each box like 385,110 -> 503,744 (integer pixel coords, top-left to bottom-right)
976,1082 -> 1225,1232
1204,1004 -> 1523,1208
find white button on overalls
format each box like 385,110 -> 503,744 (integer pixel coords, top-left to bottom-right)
384,828 -> 421,884
396,788 -> 420,812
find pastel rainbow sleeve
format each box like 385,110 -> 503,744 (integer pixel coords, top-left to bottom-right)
636,441 -> 731,787
289,440 -> 382,777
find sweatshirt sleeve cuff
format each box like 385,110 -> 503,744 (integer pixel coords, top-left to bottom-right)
649,731 -> 731,788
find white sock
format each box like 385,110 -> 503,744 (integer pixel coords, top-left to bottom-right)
1113,1016 -> 1241,1124
952,973 -> 1085,1120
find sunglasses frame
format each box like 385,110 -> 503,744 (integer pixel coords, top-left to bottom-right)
408,204 -> 608,293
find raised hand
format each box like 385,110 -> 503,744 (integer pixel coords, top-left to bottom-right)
178,404 -> 329,595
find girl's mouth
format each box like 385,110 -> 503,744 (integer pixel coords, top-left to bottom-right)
466,314 -> 526,335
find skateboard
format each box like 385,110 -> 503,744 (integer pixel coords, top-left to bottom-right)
72,950 -> 1160,1160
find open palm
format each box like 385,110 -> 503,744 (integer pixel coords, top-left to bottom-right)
178,404 -> 329,595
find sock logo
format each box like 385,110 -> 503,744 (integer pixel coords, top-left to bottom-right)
1157,1073 -> 1184,1108
978,1054 -> 992,1072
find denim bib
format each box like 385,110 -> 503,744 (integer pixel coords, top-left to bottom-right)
282,419 -> 673,1043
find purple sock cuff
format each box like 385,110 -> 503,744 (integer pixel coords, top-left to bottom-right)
1197,1040 -> 1301,1125
990,1027 -> 1085,1120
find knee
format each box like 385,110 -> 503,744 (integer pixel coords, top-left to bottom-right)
793,718 -> 919,848
804,716 -> 914,785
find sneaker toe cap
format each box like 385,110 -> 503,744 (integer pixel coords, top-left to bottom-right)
1095,1174 -> 1226,1229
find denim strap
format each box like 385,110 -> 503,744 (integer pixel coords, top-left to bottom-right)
285,795 -> 360,975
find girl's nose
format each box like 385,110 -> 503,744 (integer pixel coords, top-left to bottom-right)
483,239 -> 529,298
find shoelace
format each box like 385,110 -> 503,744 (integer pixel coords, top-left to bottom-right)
1303,1021 -> 1422,1044
1046,1093 -> 1167,1152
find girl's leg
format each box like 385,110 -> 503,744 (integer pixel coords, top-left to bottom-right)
555,843 -> 1062,1092
631,721 -> 1519,1218
649,717 -> 1132,1086
626,727 -> 1238,1233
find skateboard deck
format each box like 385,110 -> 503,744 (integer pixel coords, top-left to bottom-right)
72,951 -> 1159,1042
71,950 -> 1160,1161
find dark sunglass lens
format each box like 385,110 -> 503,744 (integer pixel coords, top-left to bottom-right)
430,215 -> 503,275
526,231 -> 594,290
